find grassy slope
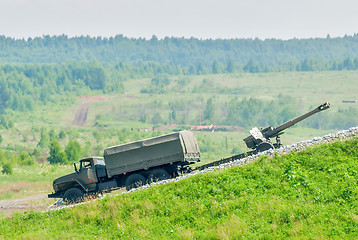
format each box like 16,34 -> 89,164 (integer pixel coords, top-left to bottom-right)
1,137 -> 357,239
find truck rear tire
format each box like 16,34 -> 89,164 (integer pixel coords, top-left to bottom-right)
63,188 -> 84,204
148,168 -> 170,183
125,174 -> 146,191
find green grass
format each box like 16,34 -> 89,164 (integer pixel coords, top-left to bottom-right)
0,164 -> 73,201
1,137 -> 357,239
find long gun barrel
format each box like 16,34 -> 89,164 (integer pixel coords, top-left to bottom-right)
263,102 -> 330,138
243,102 -> 330,150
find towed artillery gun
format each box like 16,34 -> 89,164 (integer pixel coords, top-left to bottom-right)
243,102 -> 331,152
195,102 -> 331,171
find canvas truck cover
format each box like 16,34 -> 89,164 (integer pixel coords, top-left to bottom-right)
103,130 -> 200,178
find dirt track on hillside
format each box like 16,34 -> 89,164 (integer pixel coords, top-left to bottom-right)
72,96 -> 108,126
72,102 -> 92,126
0,194 -> 49,217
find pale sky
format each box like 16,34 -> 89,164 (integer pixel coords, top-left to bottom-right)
0,0 -> 357,40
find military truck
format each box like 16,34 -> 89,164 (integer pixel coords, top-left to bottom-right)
48,130 -> 200,203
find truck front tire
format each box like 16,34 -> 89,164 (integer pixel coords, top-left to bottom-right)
63,188 -> 84,204
125,174 -> 146,191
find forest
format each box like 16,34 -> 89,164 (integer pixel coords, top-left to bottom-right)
1,34 -> 358,73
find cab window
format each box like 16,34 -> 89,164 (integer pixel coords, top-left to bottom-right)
80,160 -> 92,169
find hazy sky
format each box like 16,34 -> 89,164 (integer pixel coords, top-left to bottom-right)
0,0 -> 357,40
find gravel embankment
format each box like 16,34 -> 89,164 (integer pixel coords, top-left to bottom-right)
49,127 -> 358,210
128,126 -> 358,191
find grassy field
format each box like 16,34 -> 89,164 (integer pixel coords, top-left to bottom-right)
0,164 -> 73,218
3,70 -> 357,130
0,164 -> 73,199
1,136 -> 357,239
2,70 -> 355,153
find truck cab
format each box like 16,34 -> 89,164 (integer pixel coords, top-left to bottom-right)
48,157 -> 109,202
75,157 -> 105,191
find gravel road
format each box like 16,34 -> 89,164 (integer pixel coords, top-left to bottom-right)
0,194 -> 49,216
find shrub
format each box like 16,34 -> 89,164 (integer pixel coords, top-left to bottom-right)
47,139 -> 67,164
65,139 -> 82,163
1,162 -> 13,175
58,131 -> 66,139
32,148 -> 40,158
19,151 -> 35,166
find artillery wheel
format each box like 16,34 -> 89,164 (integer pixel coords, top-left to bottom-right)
148,168 -> 170,184
256,142 -> 274,152
125,174 -> 146,191
63,188 -> 84,204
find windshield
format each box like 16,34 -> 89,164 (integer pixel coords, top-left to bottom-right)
80,159 -> 92,169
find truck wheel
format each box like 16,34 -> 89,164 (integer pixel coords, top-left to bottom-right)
256,142 -> 274,152
148,168 -> 170,183
125,174 -> 146,191
63,188 -> 84,204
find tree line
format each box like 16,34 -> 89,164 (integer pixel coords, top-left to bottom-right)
1,34 -> 358,73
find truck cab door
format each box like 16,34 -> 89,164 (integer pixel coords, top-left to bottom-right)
78,159 -> 98,191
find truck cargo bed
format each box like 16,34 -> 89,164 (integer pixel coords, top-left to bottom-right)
104,130 -> 200,178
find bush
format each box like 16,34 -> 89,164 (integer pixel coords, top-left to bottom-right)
47,139 -> 67,164
1,162 -> 13,175
65,139 -> 82,163
58,130 -> 66,139
19,151 -> 35,166
32,148 -> 40,158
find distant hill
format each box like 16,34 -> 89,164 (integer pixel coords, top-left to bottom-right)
1,135 -> 357,239
1,34 -> 358,72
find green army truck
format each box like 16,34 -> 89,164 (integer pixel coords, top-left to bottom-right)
48,130 -> 200,203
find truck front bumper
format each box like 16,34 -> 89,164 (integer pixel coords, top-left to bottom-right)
48,191 -> 64,199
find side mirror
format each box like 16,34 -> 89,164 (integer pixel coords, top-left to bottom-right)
74,163 -> 79,173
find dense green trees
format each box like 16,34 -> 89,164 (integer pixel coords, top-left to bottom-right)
224,97 -> 297,128
47,139 -> 67,164
65,140 -> 82,163
1,162 -> 13,175
1,34 -> 358,73
0,62 -> 114,122
204,98 -> 215,123
0,81 -> 10,114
